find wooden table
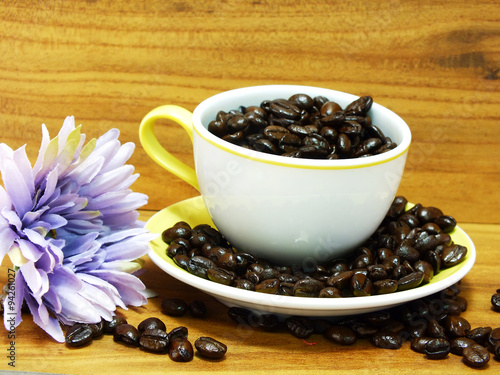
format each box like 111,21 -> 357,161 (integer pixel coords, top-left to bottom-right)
0,0 -> 499,374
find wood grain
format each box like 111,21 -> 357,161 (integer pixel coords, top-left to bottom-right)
0,0 -> 499,223
1,217 -> 499,374
0,1 -> 499,373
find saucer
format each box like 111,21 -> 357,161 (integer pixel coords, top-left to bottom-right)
146,196 -> 476,317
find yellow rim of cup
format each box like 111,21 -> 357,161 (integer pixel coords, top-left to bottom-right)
193,126 -> 410,170
191,85 -> 412,170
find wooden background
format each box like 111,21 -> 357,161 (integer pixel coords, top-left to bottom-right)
0,1 -> 499,374
1,0 -> 499,224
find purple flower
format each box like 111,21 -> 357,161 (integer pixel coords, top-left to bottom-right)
0,117 -> 155,342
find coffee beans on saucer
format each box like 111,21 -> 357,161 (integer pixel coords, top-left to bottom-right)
162,196 -> 468,297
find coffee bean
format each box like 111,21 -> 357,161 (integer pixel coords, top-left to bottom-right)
449,337 -> 476,355
138,317 -> 166,333
161,298 -> 188,317
169,338 -> 194,362
444,315 -> 471,338
168,326 -> 189,342
411,336 -> 432,353
103,316 -> 127,334
425,338 -> 450,359
285,317 -> 314,339
65,324 -> 94,347
195,337 -> 227,359
462,344 -> 490,368
371,330 -> 402,349
466,326 -> 492,346
324,325 -> 357,345
139,328 -> 170,353
492,292 -> 500,312
188,300 -> 208,318
442,245 -> 468,267
114,324 -> 141,346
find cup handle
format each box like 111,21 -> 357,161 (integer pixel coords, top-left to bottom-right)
139,105 -> 200,191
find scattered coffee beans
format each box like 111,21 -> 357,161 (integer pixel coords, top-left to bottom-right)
63,301 -> 227,362
227,281 -> 499,370
208,94 -> 397,160
162,196 -> 468,299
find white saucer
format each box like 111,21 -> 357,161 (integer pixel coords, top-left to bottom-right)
146,196 -> 476,317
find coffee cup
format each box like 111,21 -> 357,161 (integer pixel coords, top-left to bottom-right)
139,85 -> 411,266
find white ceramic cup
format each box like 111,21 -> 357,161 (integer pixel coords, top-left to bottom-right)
139,85 -> 411,266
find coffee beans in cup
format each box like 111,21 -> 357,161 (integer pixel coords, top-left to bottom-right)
208,94 -> 397,160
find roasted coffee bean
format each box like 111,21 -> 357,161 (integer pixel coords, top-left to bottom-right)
318,286 -> 343,298
161,297 -> 188,317
169,338 -> 194,362
491,292 -> 500,312
103,315 -> 127,334
425,338 -> 450,359
444,315 -> 471,338
397,271 -> 424,291
233,279 -> 255,290
462,344 -> 490,368
254,138 -> 279,154
269,99 -> 302,120
255,278 -> 280,294
344,95 -> 373,116
351,272 -> 372,296
373,279 -> 398,294
138,317 -> 166,333
168,326 -> 189,342
65,324 -> 94,347
488,327 -> 500,350
450,337 -> 476,355
285,317 -> 314,339
207,267 -> 236,286
289,93 -> 314,110
88,321 -> 104,339
293,277 -> 324,297
441,245 -> 467,267
371,330 -> 402,349
324,325 -> 357,345
226,115 -> 249,133
139,328 -> 169,353
279,133 -> 302,152
427,319 -> 447,339
187,256 -> 216,279
434,215 -> 457,233
466,326 -> 492,346
162,225 -> 191,243
114,324 -> 141,346
413,261 -> 434,283
416,206 -> 444,224
411,336 -> 432,353
194,337 -> 227,359
188,300 -> 207,318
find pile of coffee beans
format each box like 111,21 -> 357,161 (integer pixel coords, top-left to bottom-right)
162,196 -> 467,297
64,298 -> 227,361
207,94 -> 397,160
227,282 -> 500,369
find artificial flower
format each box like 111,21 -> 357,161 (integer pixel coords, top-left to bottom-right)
0,116 -> 155,342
